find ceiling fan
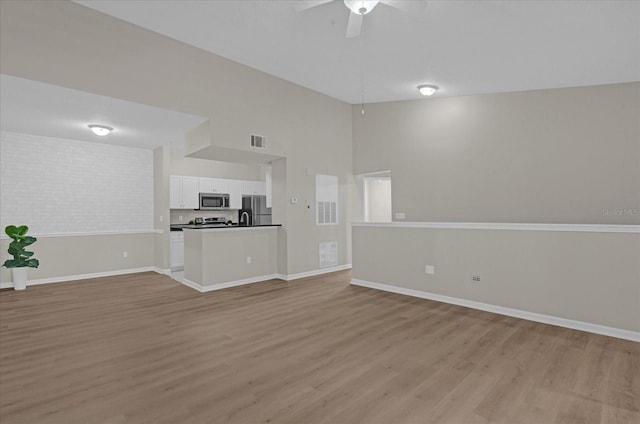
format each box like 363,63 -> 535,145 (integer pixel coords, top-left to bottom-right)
295,0 -> 427,38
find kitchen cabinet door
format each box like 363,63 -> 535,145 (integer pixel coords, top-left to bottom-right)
228,180 -> 242,209
213,179 -> 229,194
266,169 -> 272,208
241,180 -> 266,195
199,178 -> 214,193
170,232 -> 184,270
241,180 -> 255,195
170,176 -> 182,209
254,181 -> 267,196
181,177 -> 200,209
170,175 -> 198,209
200,178 -> 228,194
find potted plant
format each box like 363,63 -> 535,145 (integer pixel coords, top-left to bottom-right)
2,225 -> 39,290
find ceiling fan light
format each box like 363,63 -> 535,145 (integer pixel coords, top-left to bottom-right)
88,124 -> 113,136
418,84 -> 439,97
344,0 -> 380,15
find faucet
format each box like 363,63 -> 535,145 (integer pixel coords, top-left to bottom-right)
240,211 -> 250,226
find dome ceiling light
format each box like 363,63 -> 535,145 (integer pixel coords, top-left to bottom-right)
88,124 -> 113,136
417,84 -> 439,97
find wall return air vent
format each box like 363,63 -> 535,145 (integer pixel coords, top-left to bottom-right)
250,134 -> 266,149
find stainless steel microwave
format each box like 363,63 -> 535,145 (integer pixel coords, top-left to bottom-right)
199,193 -> 230,210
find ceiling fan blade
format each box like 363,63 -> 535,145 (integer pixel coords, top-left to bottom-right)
345,11 -> 363,38
294,0 -> 334,12
380,0 -> 427,14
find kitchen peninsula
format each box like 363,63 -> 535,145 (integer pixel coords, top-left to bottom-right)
181,225 -> 281,292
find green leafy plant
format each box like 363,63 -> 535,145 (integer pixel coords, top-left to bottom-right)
2,225 -> 39,268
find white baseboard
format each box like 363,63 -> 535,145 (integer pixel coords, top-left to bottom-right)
152,267 -> 172,276
278,264 -> 352,281
180,278 -> 205,292
0,265 -> 352,291
178,265 -> 353,292
182,274 -> 281,293
0,267 -> 160,289
350,279 -> 640,343
351,221 -> 640,234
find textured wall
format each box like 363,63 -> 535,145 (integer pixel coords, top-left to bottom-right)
0,131 -> 153,234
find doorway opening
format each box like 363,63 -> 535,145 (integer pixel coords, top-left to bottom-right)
363,173 -> 392,222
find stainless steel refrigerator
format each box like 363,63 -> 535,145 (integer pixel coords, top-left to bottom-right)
242,195 -> 272,225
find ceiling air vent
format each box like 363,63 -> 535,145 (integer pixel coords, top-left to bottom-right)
250,134 -> 266,149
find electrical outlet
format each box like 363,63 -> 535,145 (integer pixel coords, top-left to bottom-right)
425,265 -> 435,275
246,256 -> 252,264
179,215 -> 183,221
472,273 -> 481,282
123,251 -> 128,258
395,212 -> 406,220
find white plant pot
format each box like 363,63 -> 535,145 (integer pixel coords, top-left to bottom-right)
12,267 -> 28,290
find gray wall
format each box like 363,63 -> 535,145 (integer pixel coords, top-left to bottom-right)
184,228 -> 278,287
1,233 -> 155,283
353,226 -> 640,332
169,149 -> 264,181
353,82 -> 640,225
351,82 -> 639,335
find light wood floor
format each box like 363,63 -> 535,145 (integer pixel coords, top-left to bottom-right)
0,271 -> 638,424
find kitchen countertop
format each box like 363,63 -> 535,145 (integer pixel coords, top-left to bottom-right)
171,224 -> 281,231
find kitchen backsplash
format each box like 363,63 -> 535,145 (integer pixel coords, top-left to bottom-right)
170,210 -> 237,225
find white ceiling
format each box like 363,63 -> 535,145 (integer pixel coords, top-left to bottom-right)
76,0 -> 640,104
0,75 -> 208,150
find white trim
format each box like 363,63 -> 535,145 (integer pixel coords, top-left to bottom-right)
177,265 -> 353,291
0,267 -> 159,289
352,221 -> 640,234
152,267 -> 172,276
350,279 -> 640,342
0,264 -> 353,291
0,229 -> 159,239
280,264 -> 353,281
182,274 -> 280,293
359,170 -> 392,177
180,278 -> 204,293
182,226 -> 280,233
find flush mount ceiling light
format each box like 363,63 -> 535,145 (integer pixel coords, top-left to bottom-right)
343,0 -> 380,15
88,124 -> 113,136
418,84 -> 439,97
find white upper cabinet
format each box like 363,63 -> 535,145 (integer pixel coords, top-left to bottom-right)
228,180 -> 242,209
199,178 -> 229,194
170,176 -> 181,209
241,181 -> 254,195
170,175 -> 199,209
182,177 -> 199,208
241,180 -> 266,196
171,175 -> 266,209
255,181 -> 266,196
265,169 -> 272,208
